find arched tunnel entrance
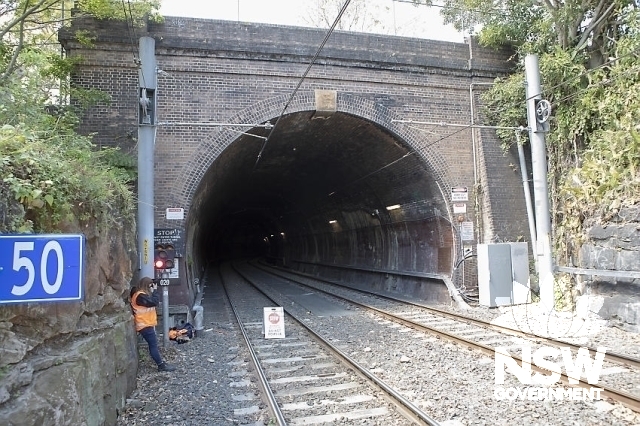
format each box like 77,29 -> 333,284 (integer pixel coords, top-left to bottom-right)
187,109 -> 457,293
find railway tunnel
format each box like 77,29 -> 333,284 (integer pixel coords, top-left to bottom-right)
187,109 -> 456,303
57,17 -> 526,308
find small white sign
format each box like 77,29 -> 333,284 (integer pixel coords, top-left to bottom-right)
460,221 -> 475,241
168,262 -> 179,279
166,208 -> 184,220
263,307 -> 285,339
453,203 -> 467,214
451,186 -> 469,202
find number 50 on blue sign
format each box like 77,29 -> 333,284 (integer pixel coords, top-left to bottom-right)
0,234 -> 85,304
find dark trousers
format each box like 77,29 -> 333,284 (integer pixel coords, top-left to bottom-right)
139,326 -> 162,365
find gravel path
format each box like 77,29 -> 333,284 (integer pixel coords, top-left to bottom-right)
117,272 -> 270,426
116,266 -> 640,426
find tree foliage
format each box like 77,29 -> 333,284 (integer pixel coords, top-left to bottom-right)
454,0 -> 640,271
302,0 -> 392,33
0,0 -> 160,83
0,0 -> 160,232
437,0 -> 636,66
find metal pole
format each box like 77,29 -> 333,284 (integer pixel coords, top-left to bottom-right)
515,130 -> 538,272
524,54 -> 554,311
138,38 -> 170,346
162,278 -> 170,348
137,36 -> 156,281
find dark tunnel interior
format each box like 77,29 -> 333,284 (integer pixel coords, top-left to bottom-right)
188,111 -> 455,275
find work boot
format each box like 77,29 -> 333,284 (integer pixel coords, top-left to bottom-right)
158,362 -> 176,372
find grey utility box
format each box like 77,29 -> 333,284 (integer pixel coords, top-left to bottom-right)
477,242 -> 530,307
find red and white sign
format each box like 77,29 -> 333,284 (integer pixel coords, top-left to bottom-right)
166,208 -> 184,220
263,307 -> 285,339
453,203 -> 467,214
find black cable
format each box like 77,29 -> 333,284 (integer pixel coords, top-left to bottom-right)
395,0 -> 640,116
532,46 -> 640,104
549,64 -> 640,110
121,0 -> 144,84
324,125 -> 470,200
253,0 -> 352,169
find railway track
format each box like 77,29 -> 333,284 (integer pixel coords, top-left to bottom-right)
220,262 -> 441,425
252,261 -> 640,415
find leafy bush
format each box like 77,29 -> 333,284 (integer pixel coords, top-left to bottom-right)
0,123 -> 134,233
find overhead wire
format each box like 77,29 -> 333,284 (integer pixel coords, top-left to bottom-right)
465,45 -> 640,134
548,63 -> 640,110
121,0 -> 144,86
324,125 -> 470,199
535,46 -> 640,104
395,0 -> 640,115
253,0 -> 353,169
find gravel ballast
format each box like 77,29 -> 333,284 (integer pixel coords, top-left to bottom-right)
116,268 -> 640,426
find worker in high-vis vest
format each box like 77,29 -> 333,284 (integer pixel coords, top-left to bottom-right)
131,277 -> 176,372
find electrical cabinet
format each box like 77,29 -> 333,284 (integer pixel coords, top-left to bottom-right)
477,242 -> 530,307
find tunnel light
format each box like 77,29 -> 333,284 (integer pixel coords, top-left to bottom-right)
280,232 -> 285,237
329,220 -> 337,224
386,204 -> 401,211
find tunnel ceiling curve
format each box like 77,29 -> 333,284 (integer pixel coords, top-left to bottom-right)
190,110 -> 449,261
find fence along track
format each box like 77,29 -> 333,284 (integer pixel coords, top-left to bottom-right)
224,262 -> 442,426
253,262 -> 640,414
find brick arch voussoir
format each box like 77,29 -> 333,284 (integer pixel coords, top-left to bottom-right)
177,91 -> 455,216
337,92 -> 455,195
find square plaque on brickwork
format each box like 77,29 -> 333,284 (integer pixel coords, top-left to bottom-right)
313,89 -> 337,119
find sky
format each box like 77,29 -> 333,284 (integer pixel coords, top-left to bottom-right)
159,0 -> 467,43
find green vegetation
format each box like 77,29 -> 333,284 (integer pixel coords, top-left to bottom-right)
0,0 -> 161,233
480,20 -> 640,261
428,0 -> 640,307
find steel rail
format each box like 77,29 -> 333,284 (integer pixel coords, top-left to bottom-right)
263,263 -> 640,371
219,270 -> 288,426
232,262 -> 442,426
255,263 -> 640,413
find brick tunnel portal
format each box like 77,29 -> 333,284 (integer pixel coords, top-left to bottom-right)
188,110 -> 455,278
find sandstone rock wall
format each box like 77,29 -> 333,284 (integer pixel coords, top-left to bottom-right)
0,218 -> 138,425
578,203 -> 640,332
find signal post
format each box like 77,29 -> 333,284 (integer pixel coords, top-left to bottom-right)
138,37 -> 173,347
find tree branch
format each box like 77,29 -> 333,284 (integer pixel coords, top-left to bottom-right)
0,0 -> 57,40
0,12 -> 25,84
575,0 -> 616,50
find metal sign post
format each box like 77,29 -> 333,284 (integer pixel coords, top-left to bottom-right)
158,275 -> 171,348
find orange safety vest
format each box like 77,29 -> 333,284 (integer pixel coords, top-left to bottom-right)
131,290 -> 157,332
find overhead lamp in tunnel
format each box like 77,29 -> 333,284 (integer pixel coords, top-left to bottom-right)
386,204 -> 401,211
329,220 -> 337,224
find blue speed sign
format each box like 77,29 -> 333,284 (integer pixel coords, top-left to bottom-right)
0,234 -> 85,304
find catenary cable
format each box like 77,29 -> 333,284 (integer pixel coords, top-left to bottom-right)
253,0 -> 352,169
121,0 -> 145,86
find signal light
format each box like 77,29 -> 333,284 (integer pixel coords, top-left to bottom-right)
154,244 -> 175,270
